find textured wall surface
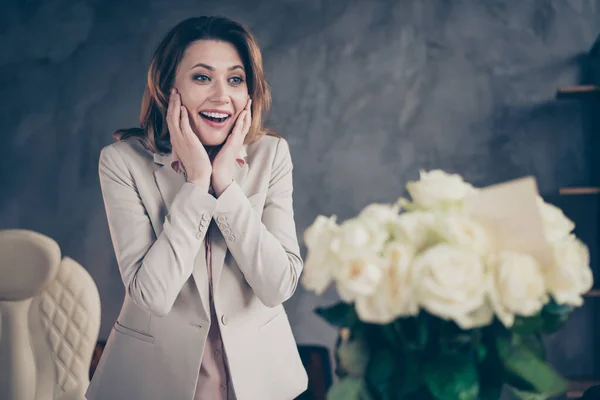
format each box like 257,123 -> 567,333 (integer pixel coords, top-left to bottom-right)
1,0 -> 600,381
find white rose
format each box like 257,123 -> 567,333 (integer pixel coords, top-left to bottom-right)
545,235 -> 593,306
357,203 -> 400,250
355,243 -> 419,323
331,218 -> 385,259
487,251 -> 548,327
301,215 -> 340,295
536,196 -> 574,242
435,214 -> 491,255
327,218 -> 389,302
359,203 -> 401,224
334,253 -> 385,303
415,244 -> 492,329
392,211 -> 438,251
405,170 -> 478,211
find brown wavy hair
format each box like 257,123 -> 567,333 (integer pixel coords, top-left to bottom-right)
114,16 -> 278,153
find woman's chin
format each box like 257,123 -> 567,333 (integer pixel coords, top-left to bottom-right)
202,138 -> 226,147
195,132 -> 229,147
192,119 -> 232,146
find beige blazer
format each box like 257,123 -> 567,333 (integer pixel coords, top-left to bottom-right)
86,135 -> 308,400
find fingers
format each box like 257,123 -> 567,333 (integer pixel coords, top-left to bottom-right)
179,105 -> 195,143
231,99 -> 252,145
167,88 -> 182,143
243,98 -> 252,136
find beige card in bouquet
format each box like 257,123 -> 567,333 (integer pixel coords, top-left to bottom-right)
463,176 -> 553,267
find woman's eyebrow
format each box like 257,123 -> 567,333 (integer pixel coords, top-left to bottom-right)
190,63 -> 245,72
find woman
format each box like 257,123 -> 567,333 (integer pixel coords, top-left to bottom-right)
86,16 -> 307,400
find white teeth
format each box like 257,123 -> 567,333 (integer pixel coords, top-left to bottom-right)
200,111 -> 229,118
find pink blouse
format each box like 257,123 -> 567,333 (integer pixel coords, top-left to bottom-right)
193,225 -> 233,400
170,149 -> 246,400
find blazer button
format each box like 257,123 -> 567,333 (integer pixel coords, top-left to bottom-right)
223,228 -> 232,235
221,315 -> 228,325
228,235 -> 235,242
217,216 -> 227,223
196,231 -> 203,239
202,212 -> 210,221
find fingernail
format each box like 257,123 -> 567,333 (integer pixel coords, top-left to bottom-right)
171,88 -> 175,95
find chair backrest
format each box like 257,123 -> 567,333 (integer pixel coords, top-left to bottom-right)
0,230 -> 101,400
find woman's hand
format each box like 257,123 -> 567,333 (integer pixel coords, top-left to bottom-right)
211,98 -> 252,196
167,88 -> 212,189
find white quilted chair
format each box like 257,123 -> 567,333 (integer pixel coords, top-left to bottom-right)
0,229 -> 101,400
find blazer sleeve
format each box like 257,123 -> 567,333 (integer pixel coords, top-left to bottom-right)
212,138 -> 303,307
98,144 -> 217,317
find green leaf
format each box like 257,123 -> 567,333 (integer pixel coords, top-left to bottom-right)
540,300 -> 574,333
423,353 -> 479,400
366,350 -> 396,399
440,332 -> 475,355
395,348 -> 423,398
478,381 -> 503,400
327,377 -> 371,400
513,333 -> 546,360
403,387 -> 437,400
396,314 -> 429,351
337,336 -> 370,376
316,302 -> 358,328
512,315 -> 544,335
476,341 -> 487,363
381,324 -> 401,349
416,314 -> 430,349
509,387 -> 549,400
477,339 -> 503,400
513,300 -> 574,335
495,335 -> 567,397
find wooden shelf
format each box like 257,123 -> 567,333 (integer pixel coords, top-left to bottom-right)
556,85 -> 600,99
559,187 -> 600,195
584,289 -> 600,298
567,379 -> 600,398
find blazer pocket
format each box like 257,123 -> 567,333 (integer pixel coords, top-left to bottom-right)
258,308 -> 285,331
113,320 -> 155,344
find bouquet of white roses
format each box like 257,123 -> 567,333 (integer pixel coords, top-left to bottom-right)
302,170 -> 593,400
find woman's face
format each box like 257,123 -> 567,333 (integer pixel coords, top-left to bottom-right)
173,39 -> 249,146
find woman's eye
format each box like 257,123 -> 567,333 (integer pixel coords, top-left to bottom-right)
229,76 -> 244,85
193,74 -> 210,82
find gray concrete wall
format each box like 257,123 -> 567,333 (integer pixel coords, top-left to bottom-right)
1,0 -> 599,382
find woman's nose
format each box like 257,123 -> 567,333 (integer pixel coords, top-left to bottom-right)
208,81 -> 230,104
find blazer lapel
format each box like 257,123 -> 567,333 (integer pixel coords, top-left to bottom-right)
211,147 -> 249,290
153,152 -> 210,316
153,153 -> 186,210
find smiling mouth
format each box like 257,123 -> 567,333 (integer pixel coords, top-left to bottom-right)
199,111 -> 230,123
